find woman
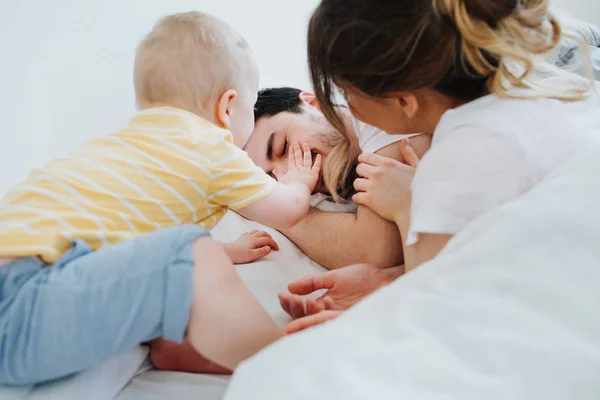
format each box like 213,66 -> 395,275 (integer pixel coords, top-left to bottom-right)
284,0 -> 599,332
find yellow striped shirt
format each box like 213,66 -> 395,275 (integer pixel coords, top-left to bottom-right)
0,107 -> 275,263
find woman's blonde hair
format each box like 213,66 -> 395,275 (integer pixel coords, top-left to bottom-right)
308,0 -> 594,202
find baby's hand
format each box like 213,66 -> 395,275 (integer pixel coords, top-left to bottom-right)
224,230 -> 279,265
274,142 -> 322,193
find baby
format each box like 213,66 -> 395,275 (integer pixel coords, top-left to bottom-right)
0,12 -> 319,385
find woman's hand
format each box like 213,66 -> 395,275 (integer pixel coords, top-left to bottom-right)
278,264 -> 403,319
224,230 -> 279,264
353,139 -> 419,222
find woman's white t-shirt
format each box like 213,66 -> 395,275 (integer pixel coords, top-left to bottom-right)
407,93 -> 600,245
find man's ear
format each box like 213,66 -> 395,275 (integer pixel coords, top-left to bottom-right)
396,92 -> 419,120
299,92 -> 319,109
216,89 -> 238,129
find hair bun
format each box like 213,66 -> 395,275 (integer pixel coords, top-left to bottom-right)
463,0 -> 519,27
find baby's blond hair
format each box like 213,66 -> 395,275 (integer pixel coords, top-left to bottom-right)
134,11 -> 255,111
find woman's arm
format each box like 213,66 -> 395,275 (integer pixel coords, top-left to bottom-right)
355,138 -> 451,271
394,203 -> 452,272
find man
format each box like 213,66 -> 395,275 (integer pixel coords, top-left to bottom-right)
245,87 -> 432,320
246,87 -> 431,270
151,87 -> 431,373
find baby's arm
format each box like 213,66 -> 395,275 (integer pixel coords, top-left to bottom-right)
236,142 -> 321,230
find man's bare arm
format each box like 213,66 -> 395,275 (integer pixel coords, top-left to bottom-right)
279,135 -> 431,270
281,205 -> 402,270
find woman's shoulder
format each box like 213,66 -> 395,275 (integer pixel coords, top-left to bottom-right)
440,95 -> 546,125
434,93 -> 599,144
441,91 -> 599,129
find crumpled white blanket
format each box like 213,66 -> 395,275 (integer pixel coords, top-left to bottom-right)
224,145 -> 600,400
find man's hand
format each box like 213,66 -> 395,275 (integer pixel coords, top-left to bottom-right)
224,230 -> 279,264
278,263 -> 404,319
275,142 -> 322,193
284,310 -> 343,334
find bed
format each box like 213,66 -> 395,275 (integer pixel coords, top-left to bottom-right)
116,213 -> 326,400
2,15 -> 599,400
0,211 -> 325,400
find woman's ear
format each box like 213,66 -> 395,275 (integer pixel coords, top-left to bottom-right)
397,92 -> 419,120
216,89 -> 238,129
299,92 -> 320,109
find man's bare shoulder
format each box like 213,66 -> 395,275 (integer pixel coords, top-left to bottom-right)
374,134 -> 431,161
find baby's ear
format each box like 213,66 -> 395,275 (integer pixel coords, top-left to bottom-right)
216,89 -> 238,129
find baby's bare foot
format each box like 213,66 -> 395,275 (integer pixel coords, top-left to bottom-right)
150,338 -> 232,375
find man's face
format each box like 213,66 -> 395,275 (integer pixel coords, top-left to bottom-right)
244,105 -> 341,194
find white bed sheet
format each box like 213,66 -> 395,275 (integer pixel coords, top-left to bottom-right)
0,346 -> 148,400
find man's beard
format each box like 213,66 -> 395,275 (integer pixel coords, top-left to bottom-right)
315,129 -> 343,149
315,129 -> 359,200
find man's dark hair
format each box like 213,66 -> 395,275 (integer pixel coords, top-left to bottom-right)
254,87 -> 304,121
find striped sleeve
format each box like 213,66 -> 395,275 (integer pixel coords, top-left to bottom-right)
207,139 -> 276,210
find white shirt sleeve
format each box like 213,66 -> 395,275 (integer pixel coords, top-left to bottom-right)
407,129 -> 533,245
352,118 -> 418,154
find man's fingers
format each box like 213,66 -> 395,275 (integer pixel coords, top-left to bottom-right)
284,311 -> 342,334
288,272 -> 336,295
323,296 -> 337,310
289,294 -> 307,319
401,138 -> 419,168
278,292 -> 292,316
306,298 -> 325,316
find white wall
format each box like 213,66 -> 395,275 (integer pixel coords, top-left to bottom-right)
0,0 -> 599,193
553,0 -> 600,24
0,0 -> 320,192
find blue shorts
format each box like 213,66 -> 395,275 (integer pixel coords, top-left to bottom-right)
0,225 -> 209,386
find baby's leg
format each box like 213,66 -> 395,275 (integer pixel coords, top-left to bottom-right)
0,225 -> 209,385
150,338 -> 231,374
186,238 -> 284,370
